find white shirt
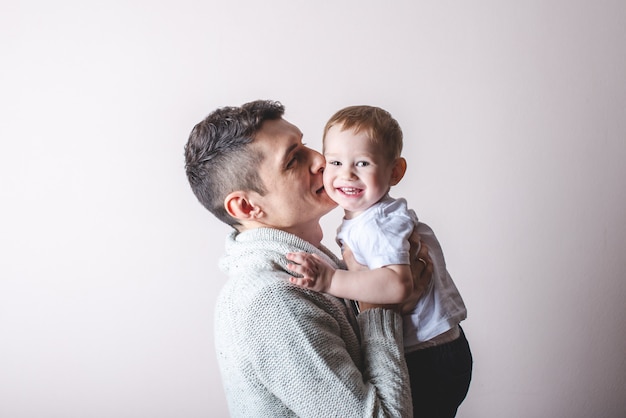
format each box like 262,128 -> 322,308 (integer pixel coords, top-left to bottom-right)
336,195 -> 467,348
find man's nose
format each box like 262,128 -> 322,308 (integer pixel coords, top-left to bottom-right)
310,149 -> 326,173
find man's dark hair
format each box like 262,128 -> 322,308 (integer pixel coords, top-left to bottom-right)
184,100 -> 285,226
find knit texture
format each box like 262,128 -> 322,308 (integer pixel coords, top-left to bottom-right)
215,227 -> 413,417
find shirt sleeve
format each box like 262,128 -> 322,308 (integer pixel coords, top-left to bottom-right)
361,205 -> 414,269
243,282 -> 413,417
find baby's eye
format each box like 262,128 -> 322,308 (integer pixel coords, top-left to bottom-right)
356,161 -> 370,167
328,161 -> 341,166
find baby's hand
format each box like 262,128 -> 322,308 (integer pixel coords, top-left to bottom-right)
286,252 -> 335,293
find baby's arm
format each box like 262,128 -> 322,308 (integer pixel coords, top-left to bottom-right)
338,264 -> 413,304
287,252 -> 413,304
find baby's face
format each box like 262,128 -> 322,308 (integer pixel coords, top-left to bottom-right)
323,125 -> 396,219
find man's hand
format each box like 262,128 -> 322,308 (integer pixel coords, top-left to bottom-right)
400,229 -> 433,315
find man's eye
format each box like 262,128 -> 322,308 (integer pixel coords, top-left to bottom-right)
286,152 -> 301,168
356,161 -> 369,167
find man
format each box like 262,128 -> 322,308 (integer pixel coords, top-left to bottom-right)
184,100 -> 430,417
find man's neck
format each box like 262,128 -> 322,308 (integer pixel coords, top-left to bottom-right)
288,221 -> 324,248
238,220 -> 324,248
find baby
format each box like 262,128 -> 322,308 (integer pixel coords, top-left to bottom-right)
287,105 -> 473,417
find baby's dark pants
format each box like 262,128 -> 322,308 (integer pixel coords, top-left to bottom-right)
405,326 -> 473,418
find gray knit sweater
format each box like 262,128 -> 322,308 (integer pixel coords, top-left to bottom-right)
215,227 -> 412,417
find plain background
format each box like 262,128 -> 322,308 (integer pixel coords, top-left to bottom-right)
2,1 -> 625,417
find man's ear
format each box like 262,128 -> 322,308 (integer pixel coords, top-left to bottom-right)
224,191 -> 263,221
390,157 -> 407,186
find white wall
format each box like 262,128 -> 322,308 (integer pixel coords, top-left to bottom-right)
2,1 -> 625,417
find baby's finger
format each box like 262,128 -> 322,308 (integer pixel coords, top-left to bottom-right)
287,262 -> 309,276
289,276 -> 314,288
286,252 -> 310,265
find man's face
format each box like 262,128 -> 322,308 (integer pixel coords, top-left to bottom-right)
250,118 -> 337,236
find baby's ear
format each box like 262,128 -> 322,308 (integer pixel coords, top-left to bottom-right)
390,157 -> 407,186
